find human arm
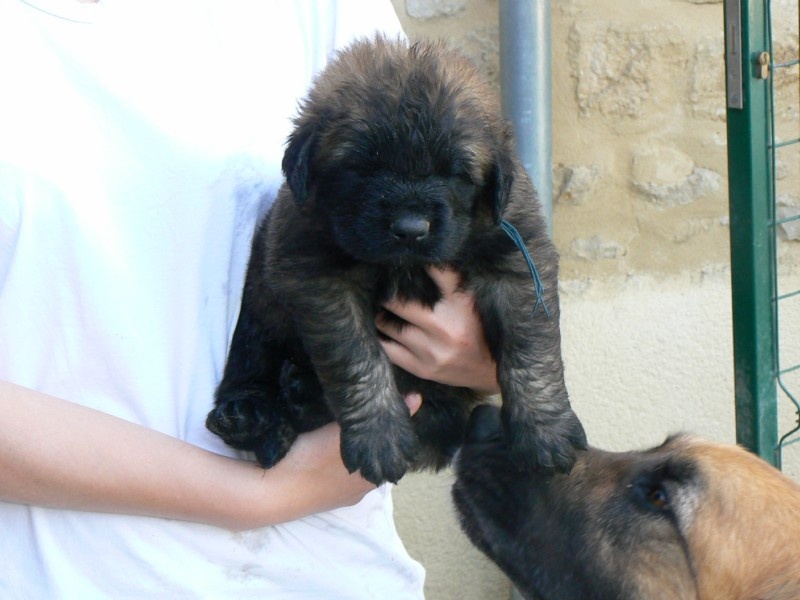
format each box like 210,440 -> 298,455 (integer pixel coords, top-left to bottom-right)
377,267 -> 501,395
0,379 -> 418,531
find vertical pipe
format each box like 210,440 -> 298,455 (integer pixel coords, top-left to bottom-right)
500,9 -> 554,600
500,0 -> 553,234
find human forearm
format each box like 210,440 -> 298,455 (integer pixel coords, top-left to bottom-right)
0,380 -> 373,531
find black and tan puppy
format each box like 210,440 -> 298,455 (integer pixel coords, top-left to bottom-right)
453,405 -> 800,600
206,36 -> 586,485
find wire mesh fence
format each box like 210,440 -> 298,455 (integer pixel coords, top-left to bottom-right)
767,0 -> 800,472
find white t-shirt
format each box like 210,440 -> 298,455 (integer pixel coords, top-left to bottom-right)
0,1 -> 425,598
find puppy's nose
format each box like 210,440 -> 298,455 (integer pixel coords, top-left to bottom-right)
465,405 -> 504,444
391,216 -> 430,242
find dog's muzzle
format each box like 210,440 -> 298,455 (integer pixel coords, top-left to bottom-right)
391,215 -> 430,243
465,404 -> 504,445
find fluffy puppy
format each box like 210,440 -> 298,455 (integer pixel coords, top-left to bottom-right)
206,36 -> 586,484
454,405 -> 800,600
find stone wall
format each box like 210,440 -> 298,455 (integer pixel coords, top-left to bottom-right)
391,0 -> 799,280
388,1 -> 800,599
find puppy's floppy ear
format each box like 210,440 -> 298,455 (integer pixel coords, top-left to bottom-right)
281,119 -> 319,206
488,122 -> 517,224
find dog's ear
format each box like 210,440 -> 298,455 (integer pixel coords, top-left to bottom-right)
488,123 -> 517,224
282,119 -> 319,206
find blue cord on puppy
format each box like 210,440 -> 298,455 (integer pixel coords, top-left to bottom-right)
500,220 -> 551,319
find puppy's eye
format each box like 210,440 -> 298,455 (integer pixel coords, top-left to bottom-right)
450,173 -> 477,195
454,171 -> 476,186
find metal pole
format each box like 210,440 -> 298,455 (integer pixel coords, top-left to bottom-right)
500,8 -> 554,599
724,0 -> 779,465
500,0 -> 553,234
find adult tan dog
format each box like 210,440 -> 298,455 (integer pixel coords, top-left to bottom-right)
453,405 -> 800,600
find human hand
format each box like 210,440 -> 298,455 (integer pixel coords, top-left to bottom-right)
276,390 -> 422,511
377,267 -> 500,395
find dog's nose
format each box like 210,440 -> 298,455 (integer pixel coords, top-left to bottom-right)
465,405 -> 504,444
391,216 -> 430,242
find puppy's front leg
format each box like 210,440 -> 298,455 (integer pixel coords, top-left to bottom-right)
479,274 -> 586,474
292,282 -> 418,485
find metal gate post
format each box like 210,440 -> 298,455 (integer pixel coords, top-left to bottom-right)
724,0 -> 779,464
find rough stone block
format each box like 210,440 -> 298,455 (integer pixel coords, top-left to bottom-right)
555,164 -> 602,206
631,145 -> 721,206
569,235 -> 627,260
407,0 -> 467,19
567,23 -> 685,117
777,197 -> 800,241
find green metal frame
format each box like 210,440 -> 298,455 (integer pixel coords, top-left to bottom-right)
724,0 -> 779,465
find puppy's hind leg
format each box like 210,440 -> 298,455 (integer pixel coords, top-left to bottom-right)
207,305 -> 298,468
396,374 -> 478,472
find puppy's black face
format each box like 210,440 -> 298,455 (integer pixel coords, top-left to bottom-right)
281,41 -> 513,266
311,123 -> 483,265
453,406 -> 704,600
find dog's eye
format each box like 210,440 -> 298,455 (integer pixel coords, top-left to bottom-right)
646,486 -> 669,511
630,473 -> 673,515
450,173 -> 477,196
453,171 -> 476,186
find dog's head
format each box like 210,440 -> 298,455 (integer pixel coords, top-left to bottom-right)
281,36 -> 516,265
453,405 -> 800,600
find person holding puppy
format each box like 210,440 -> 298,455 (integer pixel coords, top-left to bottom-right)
0,1 -> 499,598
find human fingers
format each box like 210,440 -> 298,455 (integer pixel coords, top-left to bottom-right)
379,297 -> 438,331
424,265 -> 463,296
404,392 -> 423,416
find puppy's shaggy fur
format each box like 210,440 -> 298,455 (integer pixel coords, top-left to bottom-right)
206,36 -> 586,484
454,406 -> 800,600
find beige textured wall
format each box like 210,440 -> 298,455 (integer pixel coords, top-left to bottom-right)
387,1 -> 800,598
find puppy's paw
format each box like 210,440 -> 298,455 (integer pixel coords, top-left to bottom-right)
504,407 -> 587,474
206,394 -> 298,467
253,421 -> 298,468
340,416 -> 418,485
279,360 -> 333,431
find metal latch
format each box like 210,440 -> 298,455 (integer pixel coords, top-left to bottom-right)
756,52 -> 771,79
